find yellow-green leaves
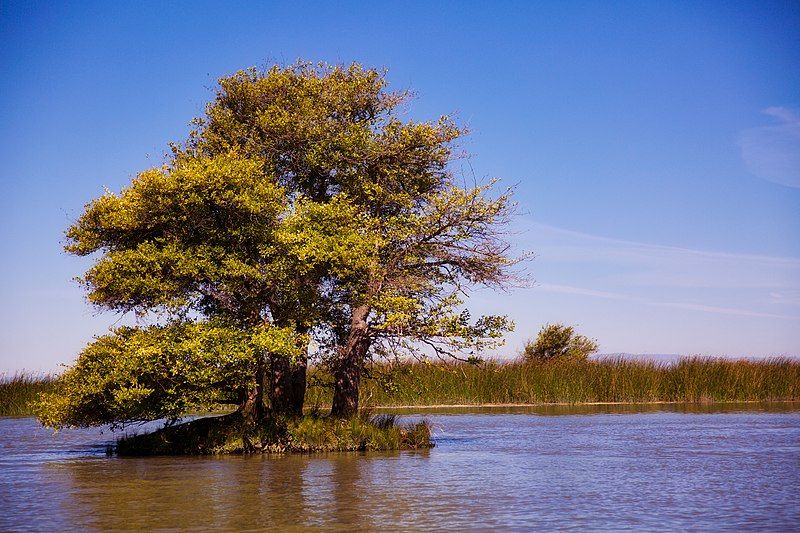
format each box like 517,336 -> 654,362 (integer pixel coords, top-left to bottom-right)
36,323 -> 261,429
278,195 -> 381,280
67,154 -> 283,256
251,324 -> 307,364
66,153 -> 288,317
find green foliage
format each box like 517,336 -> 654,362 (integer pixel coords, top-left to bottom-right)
523,323 -> 599,362
185,62 -> 460,206
35,322 -> 303,429
66,153 -> 289,317
184,61 -> 518,364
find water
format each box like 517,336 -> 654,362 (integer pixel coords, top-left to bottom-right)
2,404 -> 799,530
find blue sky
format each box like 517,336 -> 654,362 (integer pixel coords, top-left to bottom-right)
1,1 -> 798,372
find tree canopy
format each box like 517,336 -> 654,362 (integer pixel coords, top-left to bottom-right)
36,61 -> 518,429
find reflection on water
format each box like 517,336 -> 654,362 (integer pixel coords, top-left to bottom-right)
2,403 -> 799,530
46,452 -> 406,530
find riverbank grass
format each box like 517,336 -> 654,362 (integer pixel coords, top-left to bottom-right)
5,358 -> 799,417
115,411 -> 432,456
306,357 -> 800,406
0,373 -> 55,416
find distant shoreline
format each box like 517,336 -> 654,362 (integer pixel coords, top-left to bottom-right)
4,357 -> 800,417
371,399 -> 800,409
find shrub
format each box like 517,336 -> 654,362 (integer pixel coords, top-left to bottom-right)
523,323 -> 598,363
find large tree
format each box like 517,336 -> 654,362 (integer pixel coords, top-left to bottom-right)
183,63 -> 517,417
37,62 -> 517,431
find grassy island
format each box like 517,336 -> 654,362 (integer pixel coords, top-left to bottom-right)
115,412 -> 432,456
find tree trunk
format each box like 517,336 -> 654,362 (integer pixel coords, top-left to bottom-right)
268,353 -> 292,415
240,358 -> 266,452
331,305 -> 371,418
268,328 -> 309,416
268,354 -> 307,416
287,355 -> 307,415
240,359 -> 266,422
286,326 -> 310,415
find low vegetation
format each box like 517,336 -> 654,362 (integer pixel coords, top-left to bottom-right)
307,357 -> 800,406
115,411 -> 432,455
5,357 -> 799,420
0,373 -> 55,416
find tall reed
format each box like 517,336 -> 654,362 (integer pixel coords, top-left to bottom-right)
3,358 -> 799,417
307,357 -> 800,406
0,372 -> 56,416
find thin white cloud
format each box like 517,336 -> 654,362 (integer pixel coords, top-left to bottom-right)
518,221 -> 800,290
769,290 -> 800,306
535,283 -> 636,301
739,106 -> 800,188
650,302 -> 792,320
525,222 -> 800,267
515,219 -> 800,322
536,282 -> 795,320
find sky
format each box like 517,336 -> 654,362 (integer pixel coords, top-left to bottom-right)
0,1 -> 798,373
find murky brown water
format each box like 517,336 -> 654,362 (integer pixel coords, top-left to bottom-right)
2,403 -> 799,530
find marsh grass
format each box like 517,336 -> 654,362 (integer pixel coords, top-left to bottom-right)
3,357 -> 799,419
0,372 -> 56,416
307,357 -> 800,406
